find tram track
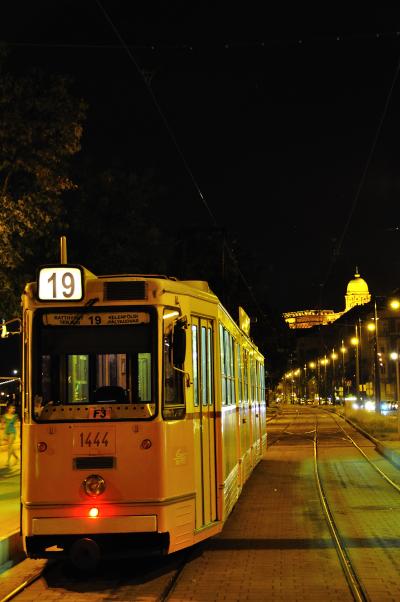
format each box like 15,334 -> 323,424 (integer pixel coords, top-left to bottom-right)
4,406 -> 400,601
314,414 -> 367,602
266,405 -> 306,446
313,409 -> 400,602
266,405 -> 400,601
2,543 -> 201,602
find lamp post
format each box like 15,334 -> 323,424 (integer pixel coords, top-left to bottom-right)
351,331 -> 360,402
389,298 -> 400,433
331,349 -> 338,403
373,300 -> 382,414
390,351 -> 400,436
309,361 -> 316,403
320,356 -> 329,402
340,342 -> 347,401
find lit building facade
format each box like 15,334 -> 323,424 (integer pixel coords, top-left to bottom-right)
283,268 -> 371,329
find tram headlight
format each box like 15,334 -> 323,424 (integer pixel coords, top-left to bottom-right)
37,441 -> 47,452
88,507 -> 99,518
83,474 -> 106,497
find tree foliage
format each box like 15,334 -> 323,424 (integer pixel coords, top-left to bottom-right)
0,57 -> 87,317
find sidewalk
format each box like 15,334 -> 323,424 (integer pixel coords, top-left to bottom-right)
0,434 -> 24,573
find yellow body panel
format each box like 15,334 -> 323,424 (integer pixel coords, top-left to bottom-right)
21,269 -> 266,560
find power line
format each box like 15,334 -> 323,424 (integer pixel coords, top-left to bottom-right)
4,30 -> 400,51
95,0 -> 217,228
95,0 -> 268,324
319,52 -> 400,304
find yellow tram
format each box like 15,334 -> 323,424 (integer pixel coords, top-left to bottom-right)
21,246 -> 266,568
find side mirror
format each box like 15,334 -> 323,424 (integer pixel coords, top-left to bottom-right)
173,321 -> 186,366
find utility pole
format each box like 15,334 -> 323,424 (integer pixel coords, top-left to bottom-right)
374,300 -> 382,414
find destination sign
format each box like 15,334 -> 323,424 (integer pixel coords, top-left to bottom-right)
42,312 -> 150,326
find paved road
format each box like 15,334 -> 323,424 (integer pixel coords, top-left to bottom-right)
0,437 -> 20,537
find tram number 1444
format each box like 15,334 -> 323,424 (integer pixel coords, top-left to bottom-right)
74,428 -> 115,453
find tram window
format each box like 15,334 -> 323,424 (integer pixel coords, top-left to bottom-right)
219,324 -> 236,406
192,325 -> 199,407
34,313 -> 156,420
41,355 -> 53,405
96,354 -> 128,391
201,327 -> 207,406
219,324 -> 226,405
162,320 -> 185,418
243,350 -> 249,403
67,355 -> 89,403
206,327 -> 213,405
238,345 -> 243,403
138,353 -> 151,401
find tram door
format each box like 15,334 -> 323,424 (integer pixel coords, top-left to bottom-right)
191,317 -> 217,529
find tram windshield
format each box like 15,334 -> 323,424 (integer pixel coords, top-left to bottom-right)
32,309 -> 157,421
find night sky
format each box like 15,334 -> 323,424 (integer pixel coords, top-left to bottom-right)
2,3 -> 400,315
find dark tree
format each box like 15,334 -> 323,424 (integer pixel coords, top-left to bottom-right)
0,54 -> 87,317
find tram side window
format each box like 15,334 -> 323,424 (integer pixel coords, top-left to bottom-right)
206,326 -> 213,406
201,326 -> 207,406
260,363 -> 266,404
198,323 -> 213,407
191,319 -> 213,409
243,350 -> 249,403
251,358 -> 256,403
238,345 -> 243,404
219,324 -> 236,406
162,320 -> 185,418
192,325 -> 199,407
219,324 -> 226,405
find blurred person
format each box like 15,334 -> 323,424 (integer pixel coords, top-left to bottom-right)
1,402 -> 19,468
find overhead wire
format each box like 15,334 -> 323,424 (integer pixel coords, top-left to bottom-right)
95,0 -> 269,321
319,52 -> 400,305
95,1 -> 217,228
4,30 -> 400,51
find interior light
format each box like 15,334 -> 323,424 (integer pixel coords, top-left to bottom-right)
163,311 -> 179,320
88,507 -> 99,518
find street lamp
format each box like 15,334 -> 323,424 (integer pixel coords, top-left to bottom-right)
390,351 -> 400,435
303,363 -> 308,402
366,310 -> 382,413
340,342 -> 347,401
309,361 -> 317,403
320,356 -> 329,402
350,334 -> 360,402
390,299 -> 400,311
331,350 -> 338,403
388,296 -> 400,426
373,300 -> 382,413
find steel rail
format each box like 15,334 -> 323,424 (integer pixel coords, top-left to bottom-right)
313,417 -> 369,602
0,568 -> 44,602
331,413 -> 400,492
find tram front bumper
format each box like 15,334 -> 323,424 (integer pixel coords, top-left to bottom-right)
23,514 -> 171,559
31,514 -> 157,534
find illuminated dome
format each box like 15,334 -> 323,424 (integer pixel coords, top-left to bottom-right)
346,269 -> 369,294
345,268 -> 371,311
